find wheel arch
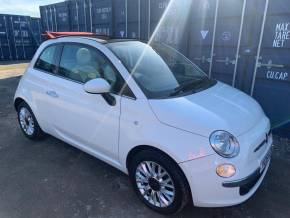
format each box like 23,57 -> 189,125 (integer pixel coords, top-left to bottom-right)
126,144 -> 193,202
126,145 -> 165,170
14,97 -> 26,110
14,96 -> 45,133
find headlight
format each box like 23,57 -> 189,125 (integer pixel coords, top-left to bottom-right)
209,130 -> 240,158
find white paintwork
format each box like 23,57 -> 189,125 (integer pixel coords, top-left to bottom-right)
14,37 -> 272,208
149,82 -> 265,137
83,78 -> 111,94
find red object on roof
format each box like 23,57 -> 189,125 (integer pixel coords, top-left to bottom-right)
43,31 -> 94,39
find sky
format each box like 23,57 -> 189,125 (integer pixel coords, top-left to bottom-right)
0,0 -> 64,17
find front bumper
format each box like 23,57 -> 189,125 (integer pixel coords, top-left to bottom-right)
179,142 -> 272,207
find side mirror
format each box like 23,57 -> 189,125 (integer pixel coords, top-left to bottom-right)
84,78 -> 116,106
83,78 -> 110,94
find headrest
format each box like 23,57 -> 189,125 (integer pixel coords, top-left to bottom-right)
76,48 -> 92,65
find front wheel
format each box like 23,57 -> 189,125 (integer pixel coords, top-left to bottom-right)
17,102 -> 44,140
129,150 -> 190,214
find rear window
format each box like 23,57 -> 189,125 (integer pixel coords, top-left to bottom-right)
35,45 -> 62,74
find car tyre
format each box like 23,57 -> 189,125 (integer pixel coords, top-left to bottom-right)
17,102 -> 44,140
129,149 -> 190,214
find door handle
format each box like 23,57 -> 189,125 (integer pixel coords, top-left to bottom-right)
46,90 -> 59,98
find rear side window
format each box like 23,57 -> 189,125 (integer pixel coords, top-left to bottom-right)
35,45 -> 62,74
58,44 -> 125,94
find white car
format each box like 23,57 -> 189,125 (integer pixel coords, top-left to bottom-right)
14,36 -> 272,214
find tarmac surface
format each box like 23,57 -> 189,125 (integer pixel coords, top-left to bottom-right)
0,63 -> 289,218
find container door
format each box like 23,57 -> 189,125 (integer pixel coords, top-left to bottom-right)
54,2 -> 70,31
92,0 -> 113,36
189,0 -> 256,87
0,15 -> 13,61
149,0 -> 191,55
250,0 -> 290,136
29,18 -> 42,47
127,0 -> 141,39
113,0 -> 127,38
69,0 -> 80,31
79,0 -> 89,32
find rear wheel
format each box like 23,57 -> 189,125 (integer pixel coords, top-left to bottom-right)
17,102 -> 44,140
129,150 -> 190,214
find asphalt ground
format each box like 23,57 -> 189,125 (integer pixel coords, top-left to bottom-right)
0,63 -> 289,218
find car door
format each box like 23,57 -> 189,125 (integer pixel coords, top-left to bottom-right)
44,43 -> 125,166
31,43 -> 63,133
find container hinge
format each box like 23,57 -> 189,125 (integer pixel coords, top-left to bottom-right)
257,59 -> 284,69
215,57 -> 236,65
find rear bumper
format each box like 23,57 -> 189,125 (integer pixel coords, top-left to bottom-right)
179,145 -> 271,207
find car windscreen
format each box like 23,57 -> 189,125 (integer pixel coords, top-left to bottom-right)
106,41 -> 216,99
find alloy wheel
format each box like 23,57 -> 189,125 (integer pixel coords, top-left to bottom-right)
135,161 -> 175,208
19,107 -> 35,136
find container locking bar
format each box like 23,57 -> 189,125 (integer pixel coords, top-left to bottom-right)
215,57 -> 236,65
257,59 -> 285,69
194,56 -> 212,64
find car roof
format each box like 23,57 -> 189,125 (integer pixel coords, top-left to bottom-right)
47,35 -> 143,44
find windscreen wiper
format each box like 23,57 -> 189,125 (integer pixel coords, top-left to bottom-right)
169,79 -> 206,97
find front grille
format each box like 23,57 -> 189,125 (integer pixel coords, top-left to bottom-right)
254,129 -> 272,152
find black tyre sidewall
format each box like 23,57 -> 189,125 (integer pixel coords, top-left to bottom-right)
17,102 -> 43,140
129,150 -> 189,214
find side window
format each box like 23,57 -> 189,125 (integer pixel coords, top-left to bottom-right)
59,44 -> 125,94
35,45 -> 62,74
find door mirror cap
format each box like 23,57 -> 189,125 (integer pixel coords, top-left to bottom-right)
83,78 -> 110,94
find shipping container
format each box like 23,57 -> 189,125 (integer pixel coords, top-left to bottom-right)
188,0 -> 262,86
9,15 -> 36,60
112,0 -> 191,53
69,0 -> 91,32
29,17 -> 43,46
113,0 -> 144,39
188,0 -> 290,136
149,0 -> 191,54
0,14 -> 13,60
40,1 -> 70,32
0,14 -> 38,61
91,0 -> 113,35
249,0 -> 290,136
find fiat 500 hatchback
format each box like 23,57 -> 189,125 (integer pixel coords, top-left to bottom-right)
14,36 -> 272,214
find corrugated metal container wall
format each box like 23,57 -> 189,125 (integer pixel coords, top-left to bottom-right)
40,6 -> 48,31
188,0 -> 290,136
29,17 -> 43,46
91,0 -> 113,36
40,1 -> 70,32
0,15 -> 13,61
113,0 -> 143,39
40,5 -> 54,31
148,0 -> 191,54
189,0 -> 262,87
5,15 -> 36,60
112,0 -> 191,48
250,0 -> 290,136
127,0 -> 143,38
69,0 -> 91,32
